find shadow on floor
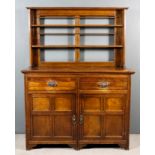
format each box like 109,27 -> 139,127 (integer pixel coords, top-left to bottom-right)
33,144 -> 119,150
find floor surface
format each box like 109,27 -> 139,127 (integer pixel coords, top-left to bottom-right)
15,134 -> 140,155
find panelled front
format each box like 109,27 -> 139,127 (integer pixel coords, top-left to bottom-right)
29,93 -> 76,140
24,73 -> 130,149
79,94 -> 126,141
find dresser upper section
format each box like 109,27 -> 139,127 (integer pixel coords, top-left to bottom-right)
27,7 -> 128,69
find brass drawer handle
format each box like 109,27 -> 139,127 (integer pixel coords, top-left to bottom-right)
79,114 -> 83,125
72,114 -> 77,125
47,80 -> 57,87
97,81 -> 110,88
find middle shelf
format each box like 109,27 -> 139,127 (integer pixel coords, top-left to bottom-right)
31,24 -> 123,28
32,45 -> 123,49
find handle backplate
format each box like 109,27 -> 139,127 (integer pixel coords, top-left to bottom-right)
79,114 -> 83,125
72,114 -> 77,125
97,81 -> 110,88
47,80 -> 57,87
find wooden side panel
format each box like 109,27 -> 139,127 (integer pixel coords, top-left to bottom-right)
115,10 -> 125,67
29,9 -> 39,67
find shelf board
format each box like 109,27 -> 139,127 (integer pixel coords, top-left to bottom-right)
40,33 -> 114,36
32,45 -> 123,49
39,16 -> 115,19
79,45 -> 123,48
32,24 -> 123,28
32,45 -> 74,49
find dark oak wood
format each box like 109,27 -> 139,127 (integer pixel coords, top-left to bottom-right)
22,7 -> 134,150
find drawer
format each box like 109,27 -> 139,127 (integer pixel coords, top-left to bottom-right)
27,77 -> 76,91
79,77 -> 128,90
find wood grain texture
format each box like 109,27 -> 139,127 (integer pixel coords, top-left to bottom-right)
80,77 -> 128,90
32,97 -> 50,111
28,77 -> 76,91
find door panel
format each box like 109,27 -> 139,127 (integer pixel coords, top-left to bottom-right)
53,94 -> 75,139
30,94 -> 76,140
32,115 -> 51,137
54,115 -> 73,137
83,115 -> 101,138
82,97 -> 101,112
104,94 -> 126,139
32,97 -> 50,111
105,115 -> 124,138
80,95 -> 103,139
105,96 -> 124,112
54,97 -> 72,112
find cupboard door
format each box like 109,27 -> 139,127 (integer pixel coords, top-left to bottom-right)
30,94 -> 76,140
79,94 -> 126,141
79,95 -> 103,139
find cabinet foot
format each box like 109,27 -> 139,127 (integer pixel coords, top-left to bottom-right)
68,144 -> 78,150
78,144 -> 87,149
119,143 -> 129,150
26,144 -> 37,150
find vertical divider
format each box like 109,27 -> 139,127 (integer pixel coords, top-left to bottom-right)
30,9 -> 39,67
114,12 -> 117,66
36,13 -> 41,66
115,10 -> 124,67
75,16 -> 80,62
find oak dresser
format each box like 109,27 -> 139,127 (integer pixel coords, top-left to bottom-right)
22,7 -> 134,150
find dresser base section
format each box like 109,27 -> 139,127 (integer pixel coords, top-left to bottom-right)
26,139 -> 129,150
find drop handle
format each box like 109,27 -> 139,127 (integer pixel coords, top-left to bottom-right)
79,114 -> 83,125
47,80 -> 57,87
72,114 -> 77,125
97,81 -> 110,88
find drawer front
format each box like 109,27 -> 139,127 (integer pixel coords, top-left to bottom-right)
79,77 -> 128,90
28,77 -> 76,91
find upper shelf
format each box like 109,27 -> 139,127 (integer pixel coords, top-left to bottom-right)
31,24 -> 123,28
40,32 -> 115,35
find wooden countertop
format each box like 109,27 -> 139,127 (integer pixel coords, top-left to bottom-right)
22,66 -> 134,74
